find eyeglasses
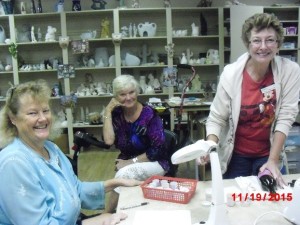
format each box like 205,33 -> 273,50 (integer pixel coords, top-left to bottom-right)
249,38 -> 278,47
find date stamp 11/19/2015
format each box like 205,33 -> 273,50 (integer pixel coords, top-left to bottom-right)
231,192 -> 293,202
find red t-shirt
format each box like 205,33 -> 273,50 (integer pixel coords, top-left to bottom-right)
234,69 -> 276,157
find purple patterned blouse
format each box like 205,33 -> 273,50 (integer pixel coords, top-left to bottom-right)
112,105 -> 170,172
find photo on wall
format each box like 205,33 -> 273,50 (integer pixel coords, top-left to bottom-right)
71,40 -> 89,54
57,64 -> 75,79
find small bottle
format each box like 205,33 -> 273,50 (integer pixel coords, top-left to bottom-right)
258,169 -> 277,193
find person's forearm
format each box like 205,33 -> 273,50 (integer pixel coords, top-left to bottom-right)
268,131 -> 286,163
103,178 -> 132,192
103,109 -> 115,145
133,153 -> 149,162
206,134 -> 219,143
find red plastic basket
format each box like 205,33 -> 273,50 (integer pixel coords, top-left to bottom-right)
140,175 -> 197,204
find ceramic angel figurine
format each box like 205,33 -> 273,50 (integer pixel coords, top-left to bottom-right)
31,26 -> 37,42
100,18 -> 110,38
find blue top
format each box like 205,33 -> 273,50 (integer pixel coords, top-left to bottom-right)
112,105 -> 170,172
0,138 -> 105,225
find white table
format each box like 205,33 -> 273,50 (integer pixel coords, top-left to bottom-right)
116,174 -> 299,225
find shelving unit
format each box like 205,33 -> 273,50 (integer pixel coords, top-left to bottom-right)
0,5 -> 299,154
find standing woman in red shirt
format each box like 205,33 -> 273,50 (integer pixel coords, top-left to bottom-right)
204,13 -> 300,187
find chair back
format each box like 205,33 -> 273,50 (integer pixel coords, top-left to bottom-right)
163,129 -> 179,177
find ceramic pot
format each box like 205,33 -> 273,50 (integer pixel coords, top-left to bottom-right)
0,25 -> 6,43
80,30 -> 97,40
125,53 -> 140,66
138,22 -> 157,37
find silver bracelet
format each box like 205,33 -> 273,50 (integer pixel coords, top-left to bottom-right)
103,115 -> 111,120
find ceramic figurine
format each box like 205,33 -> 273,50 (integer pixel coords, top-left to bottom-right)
31,26 -> 37,42
45,26 -> 57,42
191,74 -> 201,92
180,52 -> 188,64
139,76 -> 147,93
121,26 -> 128,37
164,0 -> 171,7
138,22 -> 157,37
72,0 -> 81,11
91,0 -> 107,10
133,24 -> 137,37
20,2 -> 26,14
0,25 -> 6,43
118,0 -> 126,8
148,73 -> 155,87
132,0 -> 139,8
191,23 -> 199,36
37,27 -> 42,41
128,23 -> 133,37
139,43 -> 151,65
100,18 -> 110,38
0,61 -> 4,71
55,0 -> 64,12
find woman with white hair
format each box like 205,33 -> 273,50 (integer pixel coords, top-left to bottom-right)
103,75 -> 170,213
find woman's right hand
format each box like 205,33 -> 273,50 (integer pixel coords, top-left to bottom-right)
83,212 -> 128,225
106,98 -> 122,113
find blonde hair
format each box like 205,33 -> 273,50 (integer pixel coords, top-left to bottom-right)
0,79 -> 61,148
112,75 -> 140,96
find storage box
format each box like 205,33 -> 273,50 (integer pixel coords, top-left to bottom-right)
141,175 -> 197,204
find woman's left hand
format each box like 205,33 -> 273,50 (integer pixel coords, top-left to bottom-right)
260,159 -> 287,188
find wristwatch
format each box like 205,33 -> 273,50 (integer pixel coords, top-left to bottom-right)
132,157 -> 138,163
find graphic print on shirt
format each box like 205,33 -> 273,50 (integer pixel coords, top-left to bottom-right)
239,86 -> 276,128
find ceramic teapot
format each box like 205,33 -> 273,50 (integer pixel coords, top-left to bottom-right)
137,22 -> 157,37
0,25 -> 6,43
80,30 -> 97,40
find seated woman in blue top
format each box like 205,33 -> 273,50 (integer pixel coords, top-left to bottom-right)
103,75 -> 170,213
0,79 -> 142,225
